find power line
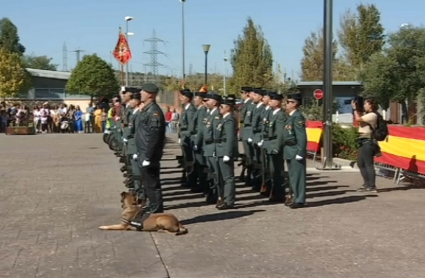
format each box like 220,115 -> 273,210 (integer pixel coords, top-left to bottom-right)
62,42 -> 68,71
143,30 -> 165,85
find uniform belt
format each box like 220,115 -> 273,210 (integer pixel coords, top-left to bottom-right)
263,136 -> 277,141
205,138 -> 227,144
243,124 -> 251,127
123,124 -> 128,127
180,127 -> 188,131
253,130 -> 262,134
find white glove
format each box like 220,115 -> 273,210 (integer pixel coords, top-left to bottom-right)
248,138 -> 252,143
257,140 -> 263,147
223,155 -> 230,162
178,139 -> 181,144
132,154 -> 138,160
104,129 -> 111,134
142,160 -> 150,167
193,145 -> 198,151
295,155 -> 303,160
123,138 -> 128,143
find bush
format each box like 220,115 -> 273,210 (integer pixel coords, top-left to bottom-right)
331,124 -> 358,160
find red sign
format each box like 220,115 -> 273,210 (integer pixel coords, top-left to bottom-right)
313,89 -> 324,100
113,29 -> 132,65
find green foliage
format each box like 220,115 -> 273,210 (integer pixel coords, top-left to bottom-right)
66,54 -> 120,99
22,53 -> 58,71
300,28 -> 350,81
0,48 -> 31,99
300,99 -> 340,121
331,124 -> 359,160
0,18 -> 25,55
361,25 -> 425,113
229,17 -> 274,93
338,4 -> 385,74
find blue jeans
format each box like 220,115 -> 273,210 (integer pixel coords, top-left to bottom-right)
1,122 -> 6,133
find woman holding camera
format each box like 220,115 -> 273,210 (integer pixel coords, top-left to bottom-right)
351,97 -> 379,193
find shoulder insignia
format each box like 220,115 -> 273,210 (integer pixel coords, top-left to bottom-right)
215,116 -> 220,120
153,113 -> 159,116
298,121 -> 305,126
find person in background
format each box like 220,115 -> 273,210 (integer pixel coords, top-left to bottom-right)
0,110 -> 8,133
170,107 -> 179,133
74,105 -> 84,133
67,105 -> 76,133
165,106 -> 172,133
85,102 -> 94,133
50,105 -> 59,133
33,106 -> 41,133
94,104 -> 102,133
101,108 -> 108,132
352,97 -> 379,193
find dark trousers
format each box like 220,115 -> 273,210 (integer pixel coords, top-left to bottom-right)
218,157 -> 236,206
357,139 -> 376,188
141,165 -> 163,213
1,122 -> 6,133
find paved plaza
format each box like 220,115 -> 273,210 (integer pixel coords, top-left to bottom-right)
0,134 -> 425,278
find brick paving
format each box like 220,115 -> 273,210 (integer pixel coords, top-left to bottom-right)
1,133 -> 425,278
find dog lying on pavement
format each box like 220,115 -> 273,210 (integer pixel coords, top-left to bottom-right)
99,191 -> 188,236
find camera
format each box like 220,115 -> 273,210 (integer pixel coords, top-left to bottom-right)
352,96 -> 364,113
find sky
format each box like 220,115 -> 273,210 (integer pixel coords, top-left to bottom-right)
2,0 -> 425,80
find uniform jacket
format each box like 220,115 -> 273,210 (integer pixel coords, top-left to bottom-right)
179,103 -> 196,140
283,109 -> 307,159
135,102 -> 166,165
241,99 -> 254,140
202,108 -> 221,157
189,105 -> 208,149
251,103 -> 265,144
215,113 -> 237,158
265,109 -> 287,155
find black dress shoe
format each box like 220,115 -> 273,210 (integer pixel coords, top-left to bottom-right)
289,203 -> 305,209
217,203 -> 235,210
190,187 -> 204,193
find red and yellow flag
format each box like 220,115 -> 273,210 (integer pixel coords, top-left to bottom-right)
113,28 -> 132,65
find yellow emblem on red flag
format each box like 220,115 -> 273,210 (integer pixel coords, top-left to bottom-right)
113,28 -> 132,65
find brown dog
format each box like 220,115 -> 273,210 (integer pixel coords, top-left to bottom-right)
99,191 -> 188,235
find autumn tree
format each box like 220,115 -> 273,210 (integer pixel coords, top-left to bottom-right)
0,48 -> 31,99
300,29 -> 351,81
361,25 -> 425,122
66,54 -> 119,101
229,17 -> 274,94
0,18 -> 25,55
22,54 -> 58,71
338,4 -> 385,80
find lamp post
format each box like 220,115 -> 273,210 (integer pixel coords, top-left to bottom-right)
125,16 -> 134,87
223,51 -> 228,95
202,44 -> 211,85
320,0 -> 334,169
180,0 -> 186,82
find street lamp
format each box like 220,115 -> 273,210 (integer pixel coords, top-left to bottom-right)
202,44 -> 211,85
125,16 -> 134,86
223,51 -> 228,95
180,0 -> 186,82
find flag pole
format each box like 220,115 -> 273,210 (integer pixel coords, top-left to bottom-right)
121,64 -> 125,86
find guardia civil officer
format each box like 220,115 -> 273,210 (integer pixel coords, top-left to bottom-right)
121,87 -> 136,188
189,91 -> 209,193
134,84 -> 166,213
263,93 -> 287,202
283,93 -> 307,209
240,87 -> 254,185
226,94 -> 240,160
215,96 -> 237,209
178,89 -> 197,188
248,88 -> 266,191
201,93 -> 222,204
127,91 -> 145,203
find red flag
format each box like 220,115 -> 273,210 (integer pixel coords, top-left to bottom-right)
113,29 -> 132,65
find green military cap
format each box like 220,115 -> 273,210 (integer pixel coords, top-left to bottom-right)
206,92 -> 222,102
241,86 -> 252,92
142,83 -> 159,94
133,92 -> 141,100
287,93 -> 303,104
180,88 -> 193,98
269,93 -> 283,100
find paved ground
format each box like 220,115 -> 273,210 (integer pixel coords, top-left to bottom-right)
1,134 -> 425,278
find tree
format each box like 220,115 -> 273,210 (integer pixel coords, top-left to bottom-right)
22,54 -> 58,70
0,48 -> 31,99
66,54 -> 120,100
300,29 -> 350,81
338,4 -> 385,74
0,18 -> 25,55
361,26 -> 425,122
229,17 -> 274,94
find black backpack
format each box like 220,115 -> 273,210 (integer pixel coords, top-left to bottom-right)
372,112 -> 389,141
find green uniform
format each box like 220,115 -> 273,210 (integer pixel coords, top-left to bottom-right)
265,108 -> 287,200
189,105 -> 208,192
283,110 -> 307,204
215,113 -> 237,206
128,108 -> 144,199
179,103 -> 197,187
260,106 -> 273,194
250,103 -> 265,190
202,108 -> 222,203
240,100 -> 255,185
